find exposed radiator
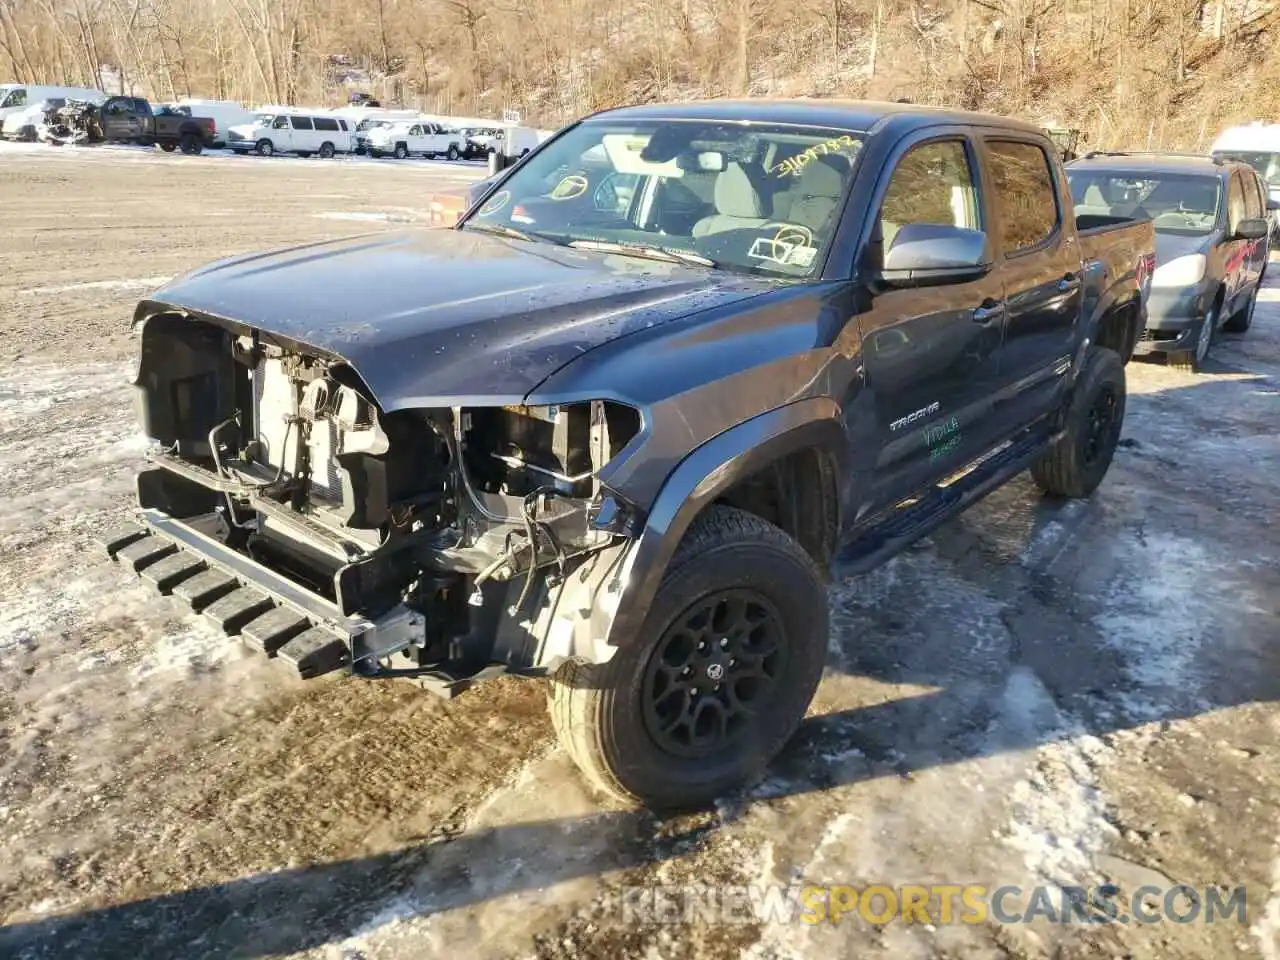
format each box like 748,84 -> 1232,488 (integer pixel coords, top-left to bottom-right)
252,358 -> 344,500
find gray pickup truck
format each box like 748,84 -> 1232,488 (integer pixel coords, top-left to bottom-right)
106,100 -> 1155,810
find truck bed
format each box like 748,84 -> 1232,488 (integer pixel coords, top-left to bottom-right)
1077,212 -> 1155,282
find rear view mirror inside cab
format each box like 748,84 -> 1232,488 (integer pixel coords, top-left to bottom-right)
678,151 -> 726,173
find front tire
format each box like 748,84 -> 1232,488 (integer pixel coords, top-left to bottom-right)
1171,296 -> 1220,372
393,142 -> 408,160
255,139 -> 274,157
1031,346 -> 1126,499
446,144 -> 460,161
159,141 -> 176,152
549,505 -> 829,811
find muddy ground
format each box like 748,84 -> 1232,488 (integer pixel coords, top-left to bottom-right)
0,143 -> 1277,960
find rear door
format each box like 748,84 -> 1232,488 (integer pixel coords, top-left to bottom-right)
980,136 -> 1081,431
857,130 -> 1007,514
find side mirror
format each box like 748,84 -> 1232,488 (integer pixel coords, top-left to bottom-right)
1233,217 -> 1270,241
880,223 -> 993,288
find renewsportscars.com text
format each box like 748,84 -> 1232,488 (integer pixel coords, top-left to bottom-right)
616,883 -> 1248,927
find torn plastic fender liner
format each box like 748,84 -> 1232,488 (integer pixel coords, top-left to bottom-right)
591,396 -> 848,653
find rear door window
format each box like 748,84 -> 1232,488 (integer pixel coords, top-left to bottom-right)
987,140 -> 1060,253
314,117 -> 339,131
290,116 -> 314,131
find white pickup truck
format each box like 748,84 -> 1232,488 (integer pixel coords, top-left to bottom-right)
367,120 -> 463,160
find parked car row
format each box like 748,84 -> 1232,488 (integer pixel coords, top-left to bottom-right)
0,82 -> 548,162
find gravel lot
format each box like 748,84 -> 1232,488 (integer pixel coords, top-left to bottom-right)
0,143 -> 1278,960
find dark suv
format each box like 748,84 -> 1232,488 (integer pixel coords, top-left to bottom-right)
1068,152 -> 1273,371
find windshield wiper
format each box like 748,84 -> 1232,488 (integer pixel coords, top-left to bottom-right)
462,221 -> 538,242
567,239 -> 716,268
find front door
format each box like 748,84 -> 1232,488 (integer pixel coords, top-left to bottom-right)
857,134 -> 1006,518
981,137 -> 1082,432
1226,171 -> 1267,310
99,98 -> 135,140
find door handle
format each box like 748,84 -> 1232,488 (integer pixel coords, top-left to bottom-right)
972,300 -> 1006,323
1058,272 -> 1081,292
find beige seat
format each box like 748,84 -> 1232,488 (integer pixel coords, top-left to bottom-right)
692,163 -> 771,237
785,157 -> 847,233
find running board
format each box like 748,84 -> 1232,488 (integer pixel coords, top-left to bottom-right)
832,430 -> 1049,578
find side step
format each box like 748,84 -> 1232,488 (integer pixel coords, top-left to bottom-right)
833,430 -> 1048,578
101,523 -> 349,681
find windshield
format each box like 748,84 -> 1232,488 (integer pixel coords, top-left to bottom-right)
252,113 -> 274,125
1212,150 -> 1280,186
459,118 -> 865,279
1068,171 -> 1222,236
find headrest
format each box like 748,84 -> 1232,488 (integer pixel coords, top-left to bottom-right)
796,156 -> 846,198
714,163 -> 765,218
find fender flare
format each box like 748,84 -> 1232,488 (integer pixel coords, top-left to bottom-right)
594,396 -> 847,655
1073,277 -> 1144,378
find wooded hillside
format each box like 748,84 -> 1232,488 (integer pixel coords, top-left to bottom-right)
2,0 -> 1277,149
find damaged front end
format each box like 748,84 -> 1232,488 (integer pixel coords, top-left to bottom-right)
107,309 -> 645,695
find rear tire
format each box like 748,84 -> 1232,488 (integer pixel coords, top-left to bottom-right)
1223,288 -> 1257,333
548,505 -> 828,811
1031,346 -> 1126,499
255,139 -> 274,157
179,133 -> 202,155
319,141 -> 335,158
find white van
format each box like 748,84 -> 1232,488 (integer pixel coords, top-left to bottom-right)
1210,122 -> 1280,234
165,99 -> 256,148
0,84 -> 104,126
225,110 -> 353,157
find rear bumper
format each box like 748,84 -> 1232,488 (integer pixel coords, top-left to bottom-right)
102,509 -> 421,681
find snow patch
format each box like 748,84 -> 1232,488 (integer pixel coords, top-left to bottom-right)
1092,531 -> 1225,720
314,210 -> 418,223
993,670 -> 1119,888
1253,838 -> 1280,960
18,276 -> 172,296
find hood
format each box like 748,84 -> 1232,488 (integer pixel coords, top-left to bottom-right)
1154,231 -> 1212,265
142,228 -> 776,411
